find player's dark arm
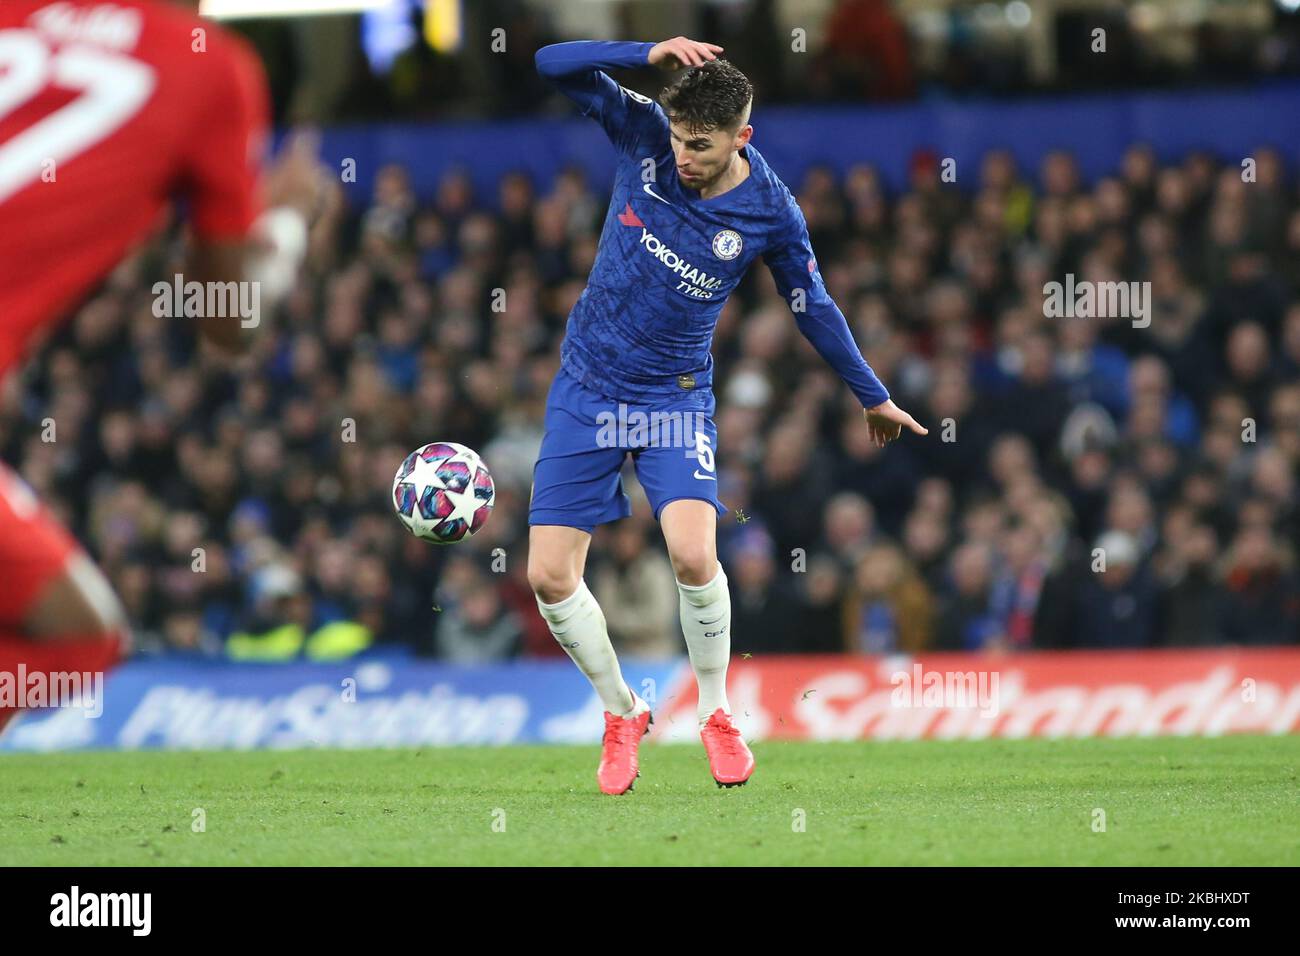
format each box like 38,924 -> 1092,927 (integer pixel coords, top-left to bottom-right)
764,206 -> 926,445
186,135 -> 321,355
187,240 -> 252,354
176,29 -> 322,356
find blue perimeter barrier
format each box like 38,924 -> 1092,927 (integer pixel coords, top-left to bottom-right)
0,657 -> 687,752
316,81 -> 1300,204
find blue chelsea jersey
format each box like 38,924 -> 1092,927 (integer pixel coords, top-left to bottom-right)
536,41 -> 890,411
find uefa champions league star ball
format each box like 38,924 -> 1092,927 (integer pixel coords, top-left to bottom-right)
392,442 -> 495,544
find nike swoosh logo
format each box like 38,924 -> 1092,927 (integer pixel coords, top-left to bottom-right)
643,182 -> 673,205
700,616 -> 725,626
693,471 -> 716,481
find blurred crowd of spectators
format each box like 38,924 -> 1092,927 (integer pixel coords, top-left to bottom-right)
299,0 -> 1300,124
3,138 -> 1299,662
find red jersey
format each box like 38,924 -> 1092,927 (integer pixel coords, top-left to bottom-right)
0,0 -> 269,374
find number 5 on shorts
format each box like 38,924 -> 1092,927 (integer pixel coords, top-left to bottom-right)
692,431 -> 716,481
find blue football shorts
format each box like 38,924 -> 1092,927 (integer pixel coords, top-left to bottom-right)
528,366 -> 728,532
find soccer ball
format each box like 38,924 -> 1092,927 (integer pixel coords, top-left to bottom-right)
392,442 -> 495,544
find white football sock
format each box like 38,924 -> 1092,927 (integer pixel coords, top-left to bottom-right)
537,579 -> 641,717
677,564 -> 732,725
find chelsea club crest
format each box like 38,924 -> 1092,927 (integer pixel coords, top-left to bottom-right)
712,229 -> 743,260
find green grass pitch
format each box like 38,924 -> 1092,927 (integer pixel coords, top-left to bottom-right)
1,736 -> 1297,865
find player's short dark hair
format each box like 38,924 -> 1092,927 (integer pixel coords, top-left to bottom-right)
659,59 -> 753,135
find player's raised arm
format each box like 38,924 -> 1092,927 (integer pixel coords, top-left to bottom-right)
187,131 -> 324,354
535,39 -> 718,153
179,37 -> 324,355
763,202 -> 927,447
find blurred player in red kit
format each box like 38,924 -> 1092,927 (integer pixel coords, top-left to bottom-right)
0,0 -> 323,733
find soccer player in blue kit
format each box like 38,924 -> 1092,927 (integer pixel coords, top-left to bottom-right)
528,36 -> 927,793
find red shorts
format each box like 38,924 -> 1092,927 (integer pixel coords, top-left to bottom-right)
0,464 -> 80,627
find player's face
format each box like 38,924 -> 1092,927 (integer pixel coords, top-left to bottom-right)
669,122 -> 752,191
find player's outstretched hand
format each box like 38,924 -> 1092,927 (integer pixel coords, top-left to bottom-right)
264,129 -> 328,218
649,37 -> 724,70
863,399 -> 928,448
